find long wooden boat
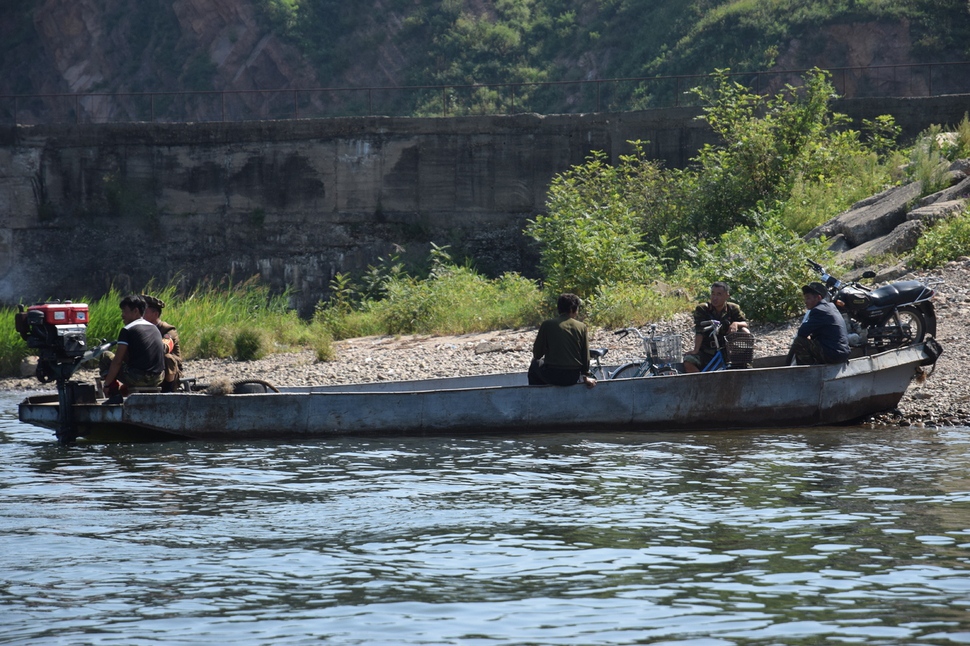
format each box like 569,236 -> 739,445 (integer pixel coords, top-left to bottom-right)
17,340 -> 942,443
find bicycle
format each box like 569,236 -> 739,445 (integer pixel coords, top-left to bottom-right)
695,320 -> 755,372
590,324 -> 683,380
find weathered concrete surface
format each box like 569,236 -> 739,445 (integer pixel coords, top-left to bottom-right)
0,110 -> 713,313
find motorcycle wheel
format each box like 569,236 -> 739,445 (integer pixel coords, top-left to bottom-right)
892,305 -> 928,346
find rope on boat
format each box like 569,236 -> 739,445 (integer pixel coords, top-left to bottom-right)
199,377 -> 281,395
232,378 -> 281,393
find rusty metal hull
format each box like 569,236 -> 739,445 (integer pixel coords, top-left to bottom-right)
19,344 -> 936,442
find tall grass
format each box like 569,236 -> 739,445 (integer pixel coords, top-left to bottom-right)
316,265 -> 546,338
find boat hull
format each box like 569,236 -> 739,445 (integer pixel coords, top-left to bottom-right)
18,343 -> 937,442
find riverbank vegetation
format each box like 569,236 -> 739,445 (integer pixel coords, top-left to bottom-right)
3,70 -> 970,377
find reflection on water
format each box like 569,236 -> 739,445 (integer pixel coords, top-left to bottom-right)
2,391 -> 970,644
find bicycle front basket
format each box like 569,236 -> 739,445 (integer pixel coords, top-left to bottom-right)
725,332 -> 755,366
652,334 -> 683,365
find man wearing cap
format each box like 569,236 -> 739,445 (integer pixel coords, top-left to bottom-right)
141,294 -> 183,392
788,282 -> 850,365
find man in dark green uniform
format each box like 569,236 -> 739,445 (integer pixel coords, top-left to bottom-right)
529,293 -> 597,388
141,294 -> 183,392
684,281 -> 750,372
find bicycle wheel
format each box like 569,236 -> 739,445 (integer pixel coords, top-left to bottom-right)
611,363 -> 646,379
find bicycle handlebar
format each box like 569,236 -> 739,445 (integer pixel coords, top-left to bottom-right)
700,320 -> 720,335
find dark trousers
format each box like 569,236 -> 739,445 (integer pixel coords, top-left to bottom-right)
528,359 -> 582,386
787,337 -> 843,365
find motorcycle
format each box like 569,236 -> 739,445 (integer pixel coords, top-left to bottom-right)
806,259 -> 940,350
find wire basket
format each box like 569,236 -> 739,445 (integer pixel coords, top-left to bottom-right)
646,334 -> 683,365
725,332 -> 755,366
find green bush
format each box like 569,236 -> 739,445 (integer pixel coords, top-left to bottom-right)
687,68 -> 881,241
908,124 -> 951,196
585,282 -> 688,329
525,147 -> 663,298
911,208 -> 970,268
315,248 -> 544,338
234,328 -> 269,361
197,327 -> 236,359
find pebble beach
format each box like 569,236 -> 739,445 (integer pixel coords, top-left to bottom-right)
6,260 -> 970,429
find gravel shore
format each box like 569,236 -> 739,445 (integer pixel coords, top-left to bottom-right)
6,260 -> 970,428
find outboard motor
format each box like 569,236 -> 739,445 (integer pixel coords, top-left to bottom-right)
16,301 -> 90,383
15,301 -> 106,443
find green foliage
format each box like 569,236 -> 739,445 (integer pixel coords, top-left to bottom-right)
584,282 -> 688,329
525,68 -> 900,316
234,328 -> 270,361
767,146 -> 894,235
676,219 -> 834,323
314,247 -> 544,338
525,147 -> 664,298
687,68 -> 874,240
0,309 -> 30,376
863,115 -> 903,159
955,113 -> 970,160
197,327 -> 235,359
907,124 -> 952,196
911,207 -> 970,269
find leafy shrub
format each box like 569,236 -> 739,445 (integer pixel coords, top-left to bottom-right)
197,327 -> 235,359
678,219 -> 834,323
911,208 -> 970,268
234,328 -> 269,361
955,112 -> 970,159
687,68 -> 879,241
525,147 -> 663,298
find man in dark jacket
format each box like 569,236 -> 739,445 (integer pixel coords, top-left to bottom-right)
788,282 -> 851,365
529,293 -> 597,388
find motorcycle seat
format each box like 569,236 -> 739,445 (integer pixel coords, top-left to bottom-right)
868,280 -> 928,307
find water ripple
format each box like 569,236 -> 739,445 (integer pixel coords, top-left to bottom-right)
2,394 -> 970,644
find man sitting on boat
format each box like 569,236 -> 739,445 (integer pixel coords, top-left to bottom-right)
529,293 -> 597,388
787,282 -> 851,365
684,281 -> 750,372
99,294 -> 166,400
141,294 -> 182,393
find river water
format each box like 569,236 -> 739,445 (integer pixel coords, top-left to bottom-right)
2,391 -> 970,645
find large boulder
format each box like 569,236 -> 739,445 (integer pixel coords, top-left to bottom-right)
840,219 -> 925,267
906,198 -> 967,226
918,175 -> 970,207
806,181 -> 921,247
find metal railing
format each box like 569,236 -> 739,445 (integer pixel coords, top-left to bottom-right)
2,61 -> 969,126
